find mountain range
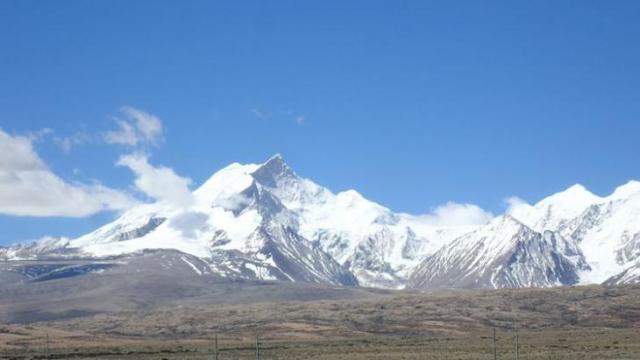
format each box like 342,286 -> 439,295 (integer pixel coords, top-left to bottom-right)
2,154 -> 640,290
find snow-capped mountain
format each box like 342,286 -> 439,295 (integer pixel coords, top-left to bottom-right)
407,215 -> 589,289
3,154 -> 640,290
507,184 -> 602,232
1,155 -> 475,288
603,260 -> 640,286
558,182 -> 640,284
509,181 -> 640,284
408,180 -> 640,289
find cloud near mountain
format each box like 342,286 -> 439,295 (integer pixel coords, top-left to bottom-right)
3,153 -> 639,290
0,128 -> 136,217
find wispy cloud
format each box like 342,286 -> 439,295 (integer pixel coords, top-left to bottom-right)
54,131 -> 92,153
25,128 -> 53,142
503,196 -> 533,219
169,211 -> 209,237
250,108 -> 268,120
116,153 -> 193,207
417,202 -> 494,227
0,128 -> 136,217
250,107 -> 307,126
0,106 -> 196,218
104,106 -> 164,147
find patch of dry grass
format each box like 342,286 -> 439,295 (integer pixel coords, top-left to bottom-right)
2,285 -> 640,359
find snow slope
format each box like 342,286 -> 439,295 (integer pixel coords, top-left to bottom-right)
508,181 -> 640,284
3,155 -> 480,288
408,215 -> 588,289
408,180 -> 640,289
4,155 -> 640,290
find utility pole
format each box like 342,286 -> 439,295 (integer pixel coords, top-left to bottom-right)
492,327 -> 497,360
255,331 -> 260,360
45,333 -> 50,359
513,330 -> 519,360
212,333 -> 218,360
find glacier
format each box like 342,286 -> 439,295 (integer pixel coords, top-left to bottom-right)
2,155 -> 640,290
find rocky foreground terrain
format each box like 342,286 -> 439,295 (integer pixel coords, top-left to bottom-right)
2,281 -> 640,359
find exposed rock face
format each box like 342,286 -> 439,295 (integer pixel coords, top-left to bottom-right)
408,216 -> 589,289
3,156 -> 640,290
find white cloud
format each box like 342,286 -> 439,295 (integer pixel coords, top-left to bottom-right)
0,130 -> 45,171
250,108 -> 268,119
169,211 -> 209,238
121,106 -> 163,143
418,202 -> 494,227
54,131 -> 92,153
504,196 -> 533,219
215,193 -> 251,212
504,196 -> 528,209
25,128 -> 53,142
0,129 -> 136,217
250,108 -> 307,126
57,137 -> 73,153
117,153 -> 193,207
104,106 -> 164,147
105,120 -> 138,146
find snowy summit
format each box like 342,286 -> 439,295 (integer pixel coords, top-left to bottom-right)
3,155 -> 640,290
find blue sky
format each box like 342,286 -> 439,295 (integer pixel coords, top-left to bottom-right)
1,1 -> 639,244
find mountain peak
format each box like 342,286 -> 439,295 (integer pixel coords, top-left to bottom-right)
566,183 -> 588,192
609,180 -> 640,200
492,214 -> 529,231
479,215 -> 538,241
251,154 -> 296,188
538,183 -> 600,208
559,184 -> 598,199
502,213 -> 524,224
265,153 -> 284,164
258,154 -> 291,174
